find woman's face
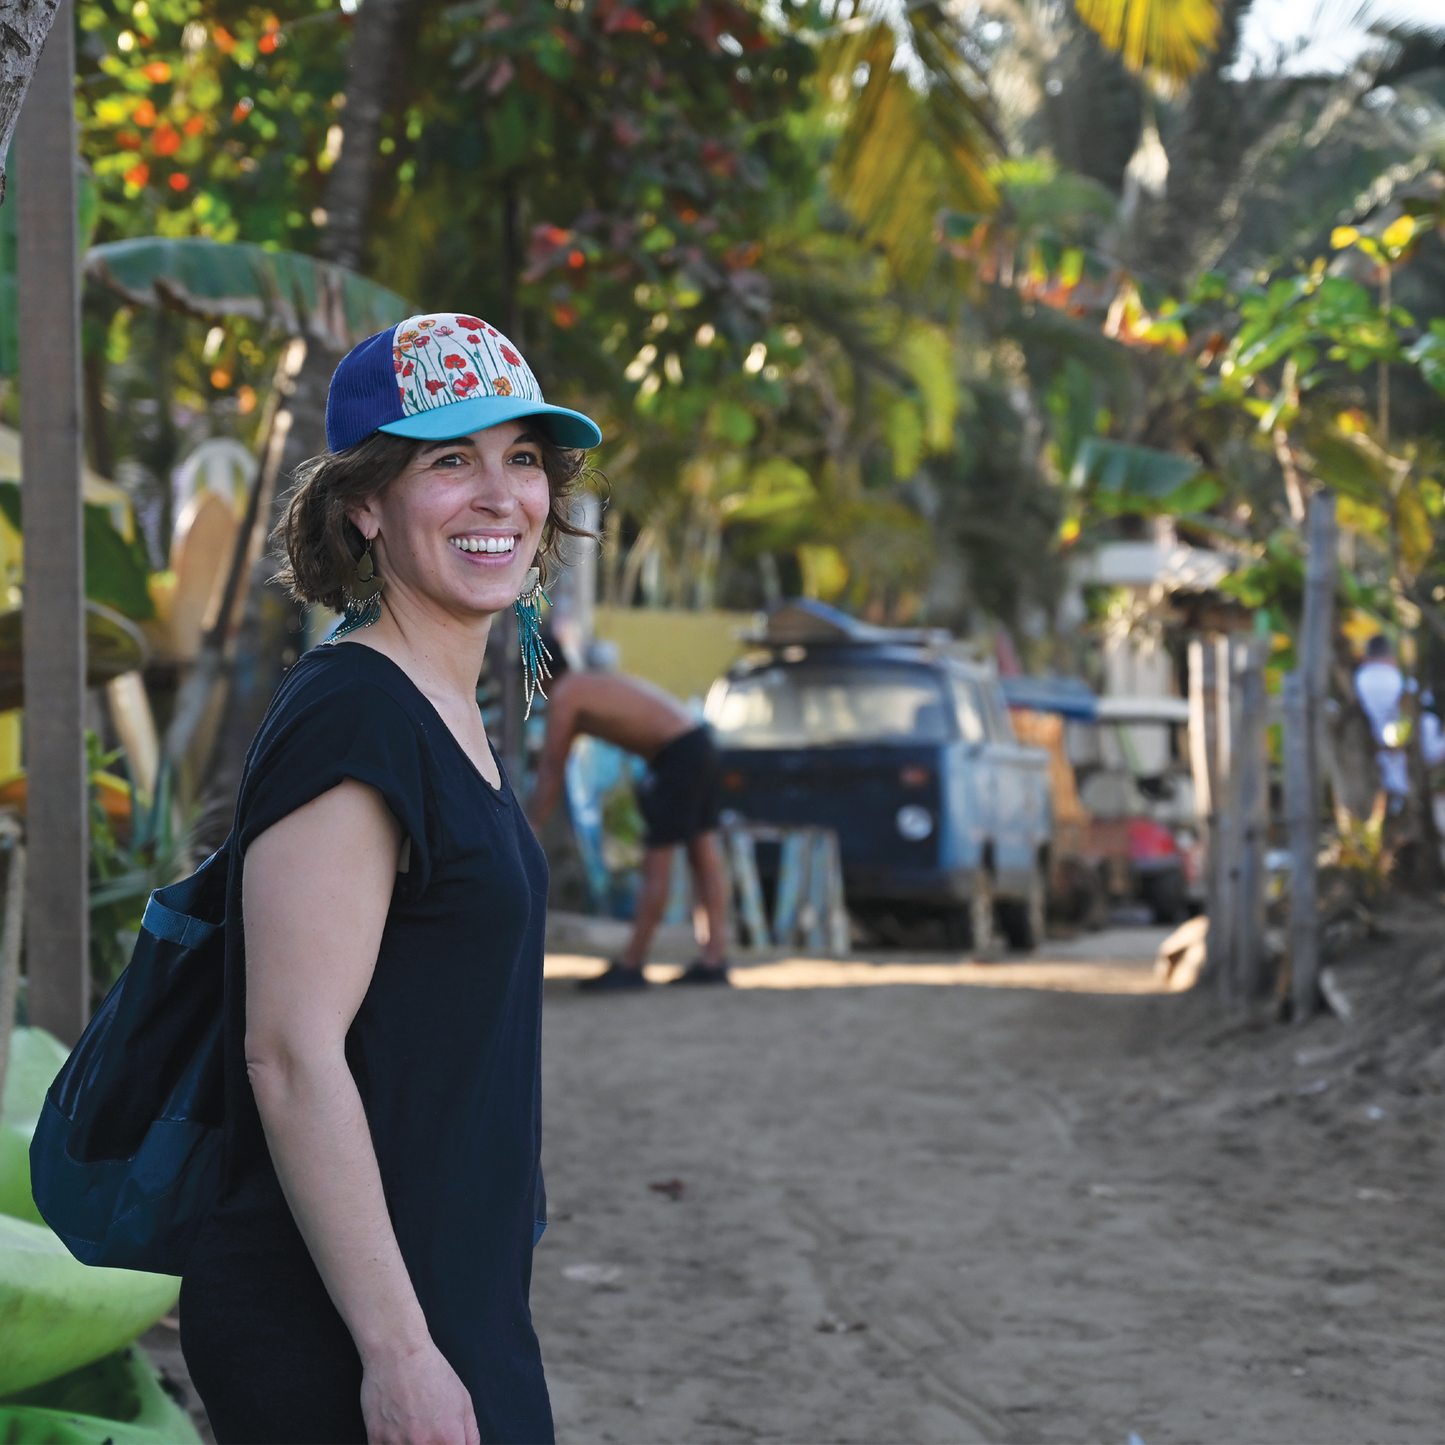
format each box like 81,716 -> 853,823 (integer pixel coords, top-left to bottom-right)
350,421 -> 553,623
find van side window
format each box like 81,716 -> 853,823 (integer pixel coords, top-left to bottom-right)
951,677 -> 987,744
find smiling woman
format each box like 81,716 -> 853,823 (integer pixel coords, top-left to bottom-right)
177,314 -> 601,1445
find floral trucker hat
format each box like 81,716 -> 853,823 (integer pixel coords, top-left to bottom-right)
325,311 -> 603,454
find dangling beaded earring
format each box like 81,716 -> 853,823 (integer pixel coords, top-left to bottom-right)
515,567 -> 552,718
334,537 -> 384,639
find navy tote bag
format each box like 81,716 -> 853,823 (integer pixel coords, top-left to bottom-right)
29,844 -> 228,1275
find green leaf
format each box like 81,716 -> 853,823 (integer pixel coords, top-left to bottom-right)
0,482 -> 155,620
85,237 -> 414,348
1069,436 -> 1202,503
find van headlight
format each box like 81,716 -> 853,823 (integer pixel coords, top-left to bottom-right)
896,805 -> 933,841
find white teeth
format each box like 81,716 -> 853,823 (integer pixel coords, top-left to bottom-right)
451,536 -> 514,554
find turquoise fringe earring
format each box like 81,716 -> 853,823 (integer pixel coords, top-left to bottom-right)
334,537 -> 383,639
515,567 -> 551,718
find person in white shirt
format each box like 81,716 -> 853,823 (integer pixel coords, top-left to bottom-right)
1355,635 -> 1409,799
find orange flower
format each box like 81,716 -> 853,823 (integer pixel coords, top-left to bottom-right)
552,302 -> 579,329
257,32 -> 277,53
142,61 -> 171,83
168,173 -> 189,191
132,99 -> 156,127
213,26 -> 236,53
115,130 -> 142,151
567,249 -> 585,269
151,123 -> 180,156
124,162 -> 150,187
493,377 -> 513,395
232,98 -> 252,123
183,115 -> 206,136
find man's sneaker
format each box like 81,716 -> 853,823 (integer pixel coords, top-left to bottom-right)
670,960 -> 732,986
577,961 -> 650,993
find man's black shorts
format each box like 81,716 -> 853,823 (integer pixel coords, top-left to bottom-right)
636,726 -> 722,848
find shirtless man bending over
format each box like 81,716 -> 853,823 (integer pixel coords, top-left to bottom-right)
529,658 -> 730,989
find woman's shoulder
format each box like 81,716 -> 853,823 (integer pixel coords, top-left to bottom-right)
253,643 -> 429,759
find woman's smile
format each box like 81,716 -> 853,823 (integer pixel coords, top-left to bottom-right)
447,532 -> 519,562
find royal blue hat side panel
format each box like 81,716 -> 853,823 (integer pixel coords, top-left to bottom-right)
326,326 -> 405,453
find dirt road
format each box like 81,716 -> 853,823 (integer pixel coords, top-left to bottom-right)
533,934 -> 1445,1443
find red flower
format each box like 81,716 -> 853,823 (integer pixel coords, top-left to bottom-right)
398,387 -> 406,404
456,315 -> 484,330
425,379 -> 447,394
443,353 -> 465,369
487,327 -> 498,336
393,359 -> 402,374
402,362 -> 414,376
500,346 -> 521,366
413,335 -> 431,346
467,334 -> 481,344
452,372 -> 480,395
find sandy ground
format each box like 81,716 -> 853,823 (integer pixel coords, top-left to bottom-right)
532,928 -> 1445,1444
145,922 -> 1445,1444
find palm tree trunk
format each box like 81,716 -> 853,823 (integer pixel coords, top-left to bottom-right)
0,0 -> 67,205
202,0 -> 417,826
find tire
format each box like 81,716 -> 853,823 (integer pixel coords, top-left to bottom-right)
1000,858 -> 1047,951
1145,869 -> 1186,925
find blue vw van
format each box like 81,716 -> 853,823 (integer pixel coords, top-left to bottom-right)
705,602 -> 1052,949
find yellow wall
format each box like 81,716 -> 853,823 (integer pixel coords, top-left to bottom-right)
591,607 -> 756,702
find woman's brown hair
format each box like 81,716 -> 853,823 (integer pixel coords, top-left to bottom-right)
274,426 -> 593,613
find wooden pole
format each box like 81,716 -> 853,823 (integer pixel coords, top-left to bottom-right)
1283,671 -> 1319,1020
1289,489 -> 1338,1023
1209,635 -> 1238,1001
16,0 -> 89,1044
1235,638 -> 1269,998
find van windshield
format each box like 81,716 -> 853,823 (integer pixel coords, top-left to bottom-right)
707,663 -> 953,748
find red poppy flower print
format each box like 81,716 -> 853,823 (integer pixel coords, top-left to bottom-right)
452,372 -> 481,395
443,353 -> 466,369
487,327 -> 498,337
393,359 -> 402,374
425,379 -> 447,395
402,362 -> 414,377
398,387 -> 407,404
467,334 -> 481,344
413,336 -> 431,346
456,315 -> 485,331
493,377 -> 513,397
500,346 -> 522,366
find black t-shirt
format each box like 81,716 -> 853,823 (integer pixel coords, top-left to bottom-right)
190,641 -> 551,1443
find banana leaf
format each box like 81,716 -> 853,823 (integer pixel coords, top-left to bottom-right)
84,238 -> 413,351
1069,436 -> 1221,515
0,482 -> 153,622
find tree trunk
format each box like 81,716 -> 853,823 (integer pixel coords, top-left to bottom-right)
203,0 -> 417,820
0,0 -> 66,206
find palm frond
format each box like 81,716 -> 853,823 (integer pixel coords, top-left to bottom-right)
1073,0 -> 1222,87
819,8 -> 1001,284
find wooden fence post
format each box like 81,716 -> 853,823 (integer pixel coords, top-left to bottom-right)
1209,635 -> 1238,1001
16,0 -> 89,1043
1289,489 -> 1338,1023
1234,638 -> 1269,998
1283,671 -> 1319,1020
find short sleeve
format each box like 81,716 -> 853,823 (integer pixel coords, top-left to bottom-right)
236,654 -> 434,898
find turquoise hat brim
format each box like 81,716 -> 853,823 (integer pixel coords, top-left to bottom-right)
378,395 -> 602,450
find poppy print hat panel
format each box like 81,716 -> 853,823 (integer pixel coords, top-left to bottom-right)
325,312 -> 603,453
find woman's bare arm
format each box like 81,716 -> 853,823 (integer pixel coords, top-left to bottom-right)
244,779 -> 478,1445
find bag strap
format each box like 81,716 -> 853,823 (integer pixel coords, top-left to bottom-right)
142,895 -> 222,949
